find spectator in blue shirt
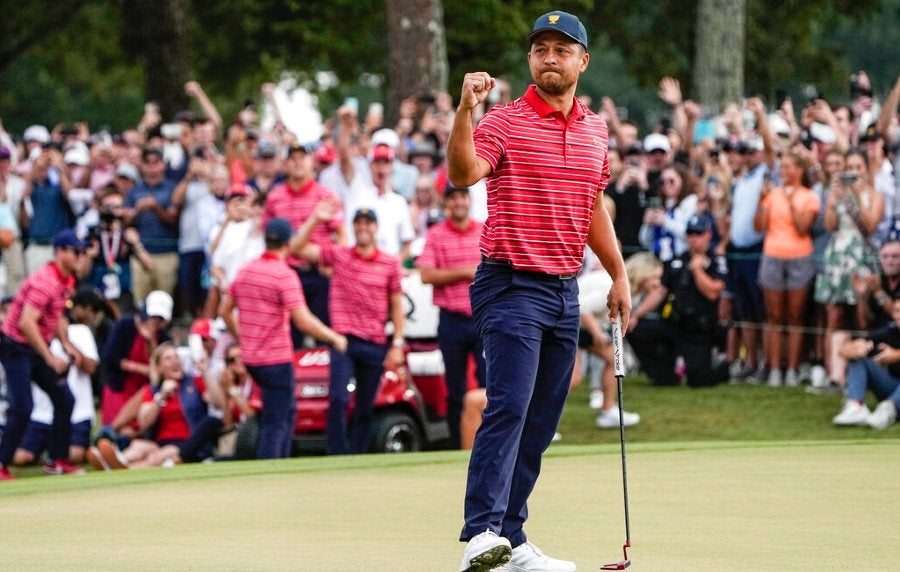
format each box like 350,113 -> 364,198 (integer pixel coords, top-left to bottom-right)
22,146 -> 73,275
124,146 -> 179,302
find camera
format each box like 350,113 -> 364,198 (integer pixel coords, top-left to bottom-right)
99,207 -> 121,225
626,157 -> 641,167
849,74 -> 872,99
160,123 -> 182,140
839,172 -> 858,187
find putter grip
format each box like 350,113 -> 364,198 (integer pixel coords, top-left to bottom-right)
611,319 -> 626,377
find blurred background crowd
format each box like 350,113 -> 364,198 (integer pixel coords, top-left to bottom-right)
2,0 -> 900,475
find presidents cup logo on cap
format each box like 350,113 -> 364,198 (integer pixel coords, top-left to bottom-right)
549,15 -> 560,23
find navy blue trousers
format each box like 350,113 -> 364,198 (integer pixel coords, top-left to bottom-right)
460,262 -> 579,547
291,268 -> 331,349
246,362 -> 296,459
326,336 -> 388,455
438,309 -> 486,449
0,336 -> 74,466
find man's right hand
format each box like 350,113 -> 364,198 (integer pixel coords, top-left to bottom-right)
46,355 -> 69,375
459,72 -> 495,111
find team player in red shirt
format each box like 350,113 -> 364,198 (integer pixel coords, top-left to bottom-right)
418,184 -> 485,450
220,217 -> 347,459
448,11 -> 631,572
262,142 -> 345,336
293,202 -> 406,455
0,229 -> 87,480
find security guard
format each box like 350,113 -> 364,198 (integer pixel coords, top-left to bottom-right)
639,215 -> 729,387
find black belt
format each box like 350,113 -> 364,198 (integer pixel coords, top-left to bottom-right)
481,255 -> 576,281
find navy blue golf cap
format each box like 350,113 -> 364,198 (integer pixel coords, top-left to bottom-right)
527,11 -> 588,50
264,217 -> 293,245
686,216 -> 712,234
53,229 -> 89,250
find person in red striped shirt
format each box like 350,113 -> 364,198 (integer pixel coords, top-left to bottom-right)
448,11 -> 632,572
0,229 -> 87,480
219,217 -> 347,459
292,203 -> 406,455
261,142 -> 345,335
418,184 -> 485,449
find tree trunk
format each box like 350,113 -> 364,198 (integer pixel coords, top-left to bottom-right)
693,0 -> 745,113
123,0 -> 189,119
385,0 -> 448,123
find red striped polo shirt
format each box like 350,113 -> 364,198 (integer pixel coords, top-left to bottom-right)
262,179 -> 344,268
319,244 -> 402,344
2,262 -> 74,344
417,219 -> 483,316
228,252 -> 306,366
474,84 -> 611,275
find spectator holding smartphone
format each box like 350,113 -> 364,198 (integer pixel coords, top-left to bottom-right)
832,298 -> 900,430
754,152 -> 820,386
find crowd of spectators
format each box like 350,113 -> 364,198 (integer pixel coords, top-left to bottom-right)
1,69 -> 900,477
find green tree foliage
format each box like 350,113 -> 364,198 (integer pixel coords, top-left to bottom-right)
0,0 -> 892,134
594,0 -> 878,103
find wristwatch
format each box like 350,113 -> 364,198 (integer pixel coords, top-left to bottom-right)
228,387 -> 241,398
392,338 -> 406,348
154,393 -> 167,408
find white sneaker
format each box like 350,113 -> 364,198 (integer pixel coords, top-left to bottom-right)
492,541 -> 576,571
596,407 -> 640,429
460,530 -> 511,572
767,369 -> 783,387
866,400 -> 897,430
809,365 -> 827,388
784,369 -> 800,387
832,400 -> 872,426
589,389 -> 603,410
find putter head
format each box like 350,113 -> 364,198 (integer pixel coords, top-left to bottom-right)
600,541 -> 631,570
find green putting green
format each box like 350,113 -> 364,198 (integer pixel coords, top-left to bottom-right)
1,440 -> 898,570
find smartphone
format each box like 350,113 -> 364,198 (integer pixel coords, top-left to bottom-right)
188,333 -> 205,363
344,97 -> 359,114
648,196 -> 662,210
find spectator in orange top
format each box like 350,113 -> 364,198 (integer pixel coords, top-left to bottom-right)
754,152 -> 821,386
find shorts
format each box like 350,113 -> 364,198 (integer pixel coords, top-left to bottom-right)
19,419 -> 92,455
18,421 -> 51,455
758,254 -> 817,291
70,420 -> 92,449
578,329 -> 593,350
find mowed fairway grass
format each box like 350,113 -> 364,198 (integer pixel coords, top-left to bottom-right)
1,439 -> 899,571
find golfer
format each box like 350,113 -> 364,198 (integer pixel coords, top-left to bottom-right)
449,11 -> 631,572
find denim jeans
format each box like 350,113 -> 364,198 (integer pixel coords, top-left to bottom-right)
846,358 -> 900,409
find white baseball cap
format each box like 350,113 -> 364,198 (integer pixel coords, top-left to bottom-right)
23,125 -> 50,144
64,146 -> 91,166
643,133 -> 671,154
144,290 -> 173,321
371,128 -> 400,149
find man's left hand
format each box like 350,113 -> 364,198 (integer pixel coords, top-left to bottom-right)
607,276 -> 632,335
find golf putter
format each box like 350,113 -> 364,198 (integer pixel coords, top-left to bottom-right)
601,317 -> 631,570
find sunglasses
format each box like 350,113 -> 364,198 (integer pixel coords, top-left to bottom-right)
686,230 -> 707,236
226,355 -> 240,364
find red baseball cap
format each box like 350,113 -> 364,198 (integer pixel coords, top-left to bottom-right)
314,143 -> 336,165
369,144 -> 395,163
227,183 -> 252,200
190,318 -> 216,340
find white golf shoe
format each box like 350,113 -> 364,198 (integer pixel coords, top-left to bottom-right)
491,541 -> 576,571
596,407 -> 640,429
460,530 -> 511,572
866,400 -> 897,430
832,400 -> 871,426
